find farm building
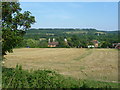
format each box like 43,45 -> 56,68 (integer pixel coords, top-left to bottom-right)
48,42 -> 59,47
91,40 -> 99,48
48,38 -> 59,47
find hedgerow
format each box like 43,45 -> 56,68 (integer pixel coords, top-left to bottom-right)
2,65 -> 118,88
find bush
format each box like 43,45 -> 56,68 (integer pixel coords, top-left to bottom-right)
2,65 -> 118,88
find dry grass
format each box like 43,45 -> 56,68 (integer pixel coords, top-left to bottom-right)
4,48 -> 118,82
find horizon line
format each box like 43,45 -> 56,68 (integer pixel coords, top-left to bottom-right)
30,27 -> 118,31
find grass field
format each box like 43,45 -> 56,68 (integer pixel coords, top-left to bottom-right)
4,48 -> 118,83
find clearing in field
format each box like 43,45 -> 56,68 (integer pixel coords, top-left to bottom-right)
4,48 -> 118,82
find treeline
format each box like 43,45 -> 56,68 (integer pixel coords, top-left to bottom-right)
24,28 -> 98,39
16,28 -> 119,48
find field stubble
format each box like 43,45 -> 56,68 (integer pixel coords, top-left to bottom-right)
4,48 -> 118,82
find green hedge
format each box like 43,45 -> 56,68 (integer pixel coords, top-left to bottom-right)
2,65 -> 119,88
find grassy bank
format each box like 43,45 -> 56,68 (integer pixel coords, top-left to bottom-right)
2,65 -> 118,88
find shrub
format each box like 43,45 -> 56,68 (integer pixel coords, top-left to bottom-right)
2,65 -> 118,88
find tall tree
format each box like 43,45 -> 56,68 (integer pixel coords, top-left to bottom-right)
2,2 -> 35,55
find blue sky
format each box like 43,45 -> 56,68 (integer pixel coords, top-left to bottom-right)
20,2 -> 118,31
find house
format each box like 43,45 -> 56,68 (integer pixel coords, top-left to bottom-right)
48,42 -> 59,47
91,40 -> 99,48
112,43 -> 120,49
48,38 -> 59,47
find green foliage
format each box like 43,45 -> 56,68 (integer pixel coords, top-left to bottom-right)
2,65 -> 119,88
38,40 -> 48,48
2,29 -> 23,54
16,39 -> 48,48
70,35 -> 81,47
2,2 -> 35,55
101,41 -> 111,48
56,37 -> 69,48
26,39 -> 39,48
2,65 -> 80,88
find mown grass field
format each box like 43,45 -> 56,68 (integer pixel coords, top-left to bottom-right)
4,48 -> 118,83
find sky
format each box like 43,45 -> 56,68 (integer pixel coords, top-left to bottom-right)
20,2 -> 118,31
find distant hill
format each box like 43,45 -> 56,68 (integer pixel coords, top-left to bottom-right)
24,28 -> 118,39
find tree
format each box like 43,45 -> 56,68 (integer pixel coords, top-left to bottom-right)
56,37 -> 69,48
70,35 -> 80,47
101,41 -> 111,48
2,2 -> 35,55
26,39 -> 39,48
39,40 -> 48,48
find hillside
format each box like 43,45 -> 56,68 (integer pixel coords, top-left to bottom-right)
24,28 -> 117,39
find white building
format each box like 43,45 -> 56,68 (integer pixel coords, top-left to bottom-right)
88,45 -> 95,48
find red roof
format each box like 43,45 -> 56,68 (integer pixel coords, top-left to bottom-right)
92,40 -> 98,43
48,42 -> 59,45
